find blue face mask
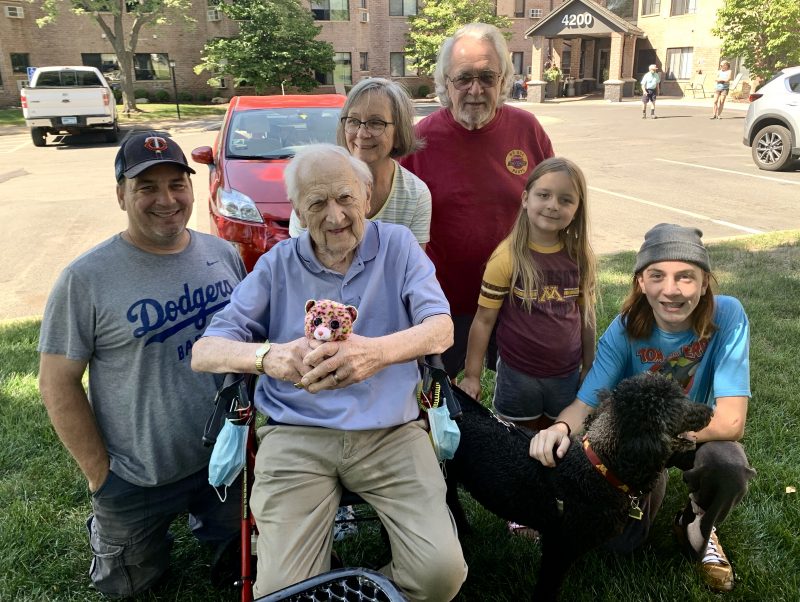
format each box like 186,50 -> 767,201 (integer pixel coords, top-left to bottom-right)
208,418 -> 248,502
427,405 -> 461,461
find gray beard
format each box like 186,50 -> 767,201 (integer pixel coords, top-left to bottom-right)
453,102 -> 494,130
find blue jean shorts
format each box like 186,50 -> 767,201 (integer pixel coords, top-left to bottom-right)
492,357 -> 580,421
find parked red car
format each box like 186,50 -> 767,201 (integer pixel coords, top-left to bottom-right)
192,94 -> 345,271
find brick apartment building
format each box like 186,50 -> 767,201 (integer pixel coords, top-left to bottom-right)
0,0 -> 736,108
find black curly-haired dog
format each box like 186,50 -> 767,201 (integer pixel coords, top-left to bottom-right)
446,372 -> 713,601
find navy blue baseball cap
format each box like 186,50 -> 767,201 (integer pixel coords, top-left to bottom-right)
115,132 -> 196,182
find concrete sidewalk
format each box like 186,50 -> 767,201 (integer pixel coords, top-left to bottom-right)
509,92 -> 750,112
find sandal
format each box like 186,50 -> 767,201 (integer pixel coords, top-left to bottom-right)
507,521 -> 540,542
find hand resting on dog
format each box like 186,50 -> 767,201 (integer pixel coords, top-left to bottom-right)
530,399 -> 592,467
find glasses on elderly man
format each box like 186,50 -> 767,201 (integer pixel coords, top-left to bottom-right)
448,70 -> 502,90
340,117 -> 394,136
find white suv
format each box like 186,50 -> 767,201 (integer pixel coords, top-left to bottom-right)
742,66 -> 800,171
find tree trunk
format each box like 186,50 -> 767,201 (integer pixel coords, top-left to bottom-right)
117,50 -> 137,114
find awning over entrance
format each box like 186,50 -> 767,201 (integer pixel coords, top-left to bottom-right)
524,0 -> 645,102
524,0 -> 644,40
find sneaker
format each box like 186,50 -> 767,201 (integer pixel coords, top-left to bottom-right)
333,505 -> 358,542
701,527 -> 734,592
673,513 -> 734,592
642,113 -> 647,119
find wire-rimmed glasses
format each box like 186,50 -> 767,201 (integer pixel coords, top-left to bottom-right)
447,70 -> 502,90
340,117 -> 394,136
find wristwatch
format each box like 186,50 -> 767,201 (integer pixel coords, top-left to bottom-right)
254,340 -> 271,374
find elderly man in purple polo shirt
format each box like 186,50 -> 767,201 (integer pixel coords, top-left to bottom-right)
192,144 -> 467,601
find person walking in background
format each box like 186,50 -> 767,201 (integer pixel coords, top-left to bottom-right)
530,223 -> 754,593
37,132 -> 247,597
711,60 -> 733,119
641,64 -> 661,119
400,22 -> 554,378
290,78 -> 431,248
460,157 -> 597,539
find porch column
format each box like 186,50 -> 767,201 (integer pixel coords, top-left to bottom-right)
527,35 -> 548,103
604,32 -> 625,102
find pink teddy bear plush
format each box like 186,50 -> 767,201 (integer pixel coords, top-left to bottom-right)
304,299 -> 358,342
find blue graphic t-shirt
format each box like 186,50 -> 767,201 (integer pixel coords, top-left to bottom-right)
578,296 -> 750,408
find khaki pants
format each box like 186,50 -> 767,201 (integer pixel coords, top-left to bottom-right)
250,419 -> 467,601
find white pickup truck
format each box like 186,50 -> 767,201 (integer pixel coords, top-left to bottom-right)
20,66 -> 120,147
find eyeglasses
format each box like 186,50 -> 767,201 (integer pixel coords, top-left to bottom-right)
340,117 -> 394,135
448,71 -> 501,91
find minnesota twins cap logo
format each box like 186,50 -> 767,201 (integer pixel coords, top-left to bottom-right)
144,136 -> 170,155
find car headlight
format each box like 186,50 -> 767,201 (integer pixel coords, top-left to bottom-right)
216,189 -> 264,223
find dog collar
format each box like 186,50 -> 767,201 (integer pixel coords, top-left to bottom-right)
582,435 -> 635,494
582,436 -> 644,520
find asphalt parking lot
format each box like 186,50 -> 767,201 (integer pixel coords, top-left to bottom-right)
1,96 -> 798,321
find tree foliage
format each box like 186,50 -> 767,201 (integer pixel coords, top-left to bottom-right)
713,0 -> 800,82
195,0 -> 334,93
37,1 -> 192,113
406,0 -> 512,76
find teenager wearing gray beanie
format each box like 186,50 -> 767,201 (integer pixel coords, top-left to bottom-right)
530,223 -> 753,594
634,223 -> 711,274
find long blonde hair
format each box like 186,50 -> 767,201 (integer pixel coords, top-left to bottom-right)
503,157 -> 597,324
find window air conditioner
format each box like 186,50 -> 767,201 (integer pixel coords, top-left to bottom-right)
5,5 -> 25,18
207,8 -> 222,22
529,9 -> 543,18
360,11 -> 369,23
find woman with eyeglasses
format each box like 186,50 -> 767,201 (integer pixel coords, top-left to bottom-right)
290,78 -> 431,248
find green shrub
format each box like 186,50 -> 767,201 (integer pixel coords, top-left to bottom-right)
133,88 -> 151,100
417,84 -> 430,98
177,91 -> 194,102
195,93 -> 210,103
152,89 -> 170,103
112,88 -> 122,104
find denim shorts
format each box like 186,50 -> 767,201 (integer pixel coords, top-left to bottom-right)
492,357 -> 580,421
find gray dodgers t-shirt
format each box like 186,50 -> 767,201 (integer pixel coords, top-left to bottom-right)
38,231 -> 246,487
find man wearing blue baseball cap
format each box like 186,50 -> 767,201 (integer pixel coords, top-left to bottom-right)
38,132 -> 247,597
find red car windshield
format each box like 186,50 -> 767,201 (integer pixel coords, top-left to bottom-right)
226,107 -> 340,159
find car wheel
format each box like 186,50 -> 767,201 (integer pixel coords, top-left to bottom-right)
31,127 -> 46,147
105,121 -> 120,143
751,124 -> 792,171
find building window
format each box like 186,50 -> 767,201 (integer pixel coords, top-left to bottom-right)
390,52 -> 417,77
670,0 -> 696,16
609,0 -> 634,19
82,52 -> 170,82
514,0 -> 524,18
11,53 -> 30,73
641,0 -> 661,15
511,52 -> 524,76
133,53 -> 170,80
636,49 -> 658,75
665,47 -> 693,80
311,0 -> 350,21
389,0 -> 417,16
561,45 -> 572,76
359,52 -> 369,71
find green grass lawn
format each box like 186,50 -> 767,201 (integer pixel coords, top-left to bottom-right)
0,104 -> 227,128
1,231 -> 798,601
